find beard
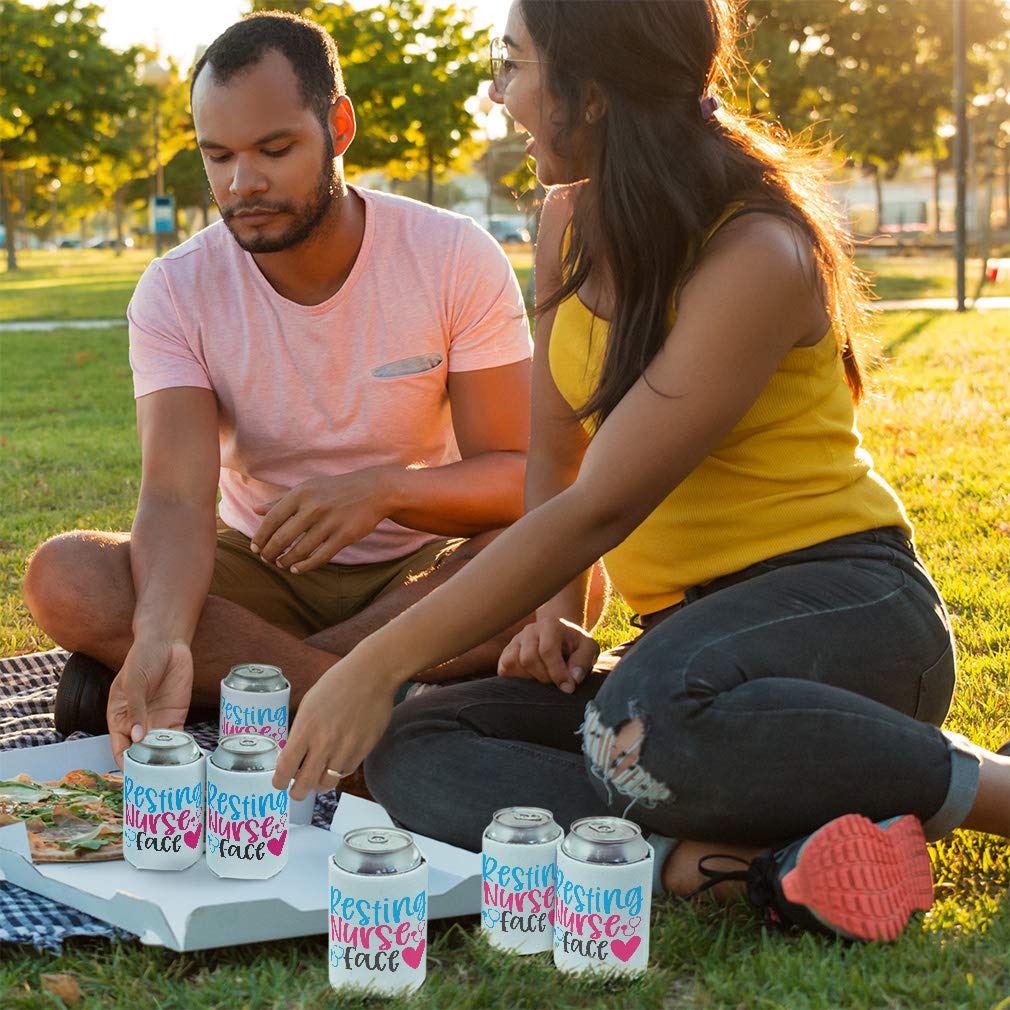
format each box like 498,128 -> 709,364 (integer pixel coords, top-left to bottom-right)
221,146 -> 342,255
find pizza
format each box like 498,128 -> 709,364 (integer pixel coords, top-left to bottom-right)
0,768 -> 124,863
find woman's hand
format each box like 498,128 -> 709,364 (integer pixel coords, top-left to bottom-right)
497,617 -> 600,694
272,658 -> 397,800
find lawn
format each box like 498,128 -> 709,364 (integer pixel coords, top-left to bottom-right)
0,250 -> 151,322
857,252 -> 1008,302
3,246 -> 1009,323
1,295 -> 1008,1005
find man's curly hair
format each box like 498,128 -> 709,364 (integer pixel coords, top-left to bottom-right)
191,11 -> 344,128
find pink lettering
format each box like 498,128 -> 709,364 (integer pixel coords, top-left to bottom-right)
483,883 -> 554,914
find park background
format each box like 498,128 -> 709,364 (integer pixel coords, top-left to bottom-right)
2,1 -> 1010,1008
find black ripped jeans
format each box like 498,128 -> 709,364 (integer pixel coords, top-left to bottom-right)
364,528 -> 980,853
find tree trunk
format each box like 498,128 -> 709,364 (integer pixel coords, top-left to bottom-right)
871,164 -> 884,234
932,159 -> 942,234
15,169 -> 27,252
972,134 -> 996,303
113,188 -> 125,256
1002,142 -> 1009,231
426,142 -> 435,207
0,162 -> 18,271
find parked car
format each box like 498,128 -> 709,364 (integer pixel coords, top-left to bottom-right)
486,218 -> 532,245
58,238 -> 81,249
86,236 -> 134,250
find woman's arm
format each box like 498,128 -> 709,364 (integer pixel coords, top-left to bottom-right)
496,186 -> 602,691
523,186 -> 595,628
274,213 -> 830,796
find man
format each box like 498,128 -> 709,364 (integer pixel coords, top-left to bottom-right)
22,12 -> 536,765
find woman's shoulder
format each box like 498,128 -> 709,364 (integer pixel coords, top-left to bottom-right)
704,205 -> 819,282
682,205 -> 831,346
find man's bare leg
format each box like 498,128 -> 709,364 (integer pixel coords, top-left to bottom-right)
24,530 -> 606,710
303,530 -> 609,683
23,532 -> 335,707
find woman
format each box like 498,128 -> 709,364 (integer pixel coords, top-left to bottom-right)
274,0 -> 1010,941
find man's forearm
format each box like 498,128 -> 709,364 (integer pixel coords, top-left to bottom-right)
383,451 -> 525,536
130,499 -> 217,643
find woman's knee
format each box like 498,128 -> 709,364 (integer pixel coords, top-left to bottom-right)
580,694 -> 677,813
575,643 -> 701,823
364,691 -> 451,816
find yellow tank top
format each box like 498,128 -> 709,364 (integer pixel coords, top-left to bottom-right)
548,214 -> 911,615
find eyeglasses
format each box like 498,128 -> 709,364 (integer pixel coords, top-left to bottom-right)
489,37 -> 541,92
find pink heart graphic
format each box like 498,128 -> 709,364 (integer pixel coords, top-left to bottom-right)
629,915 -> 642,929
183,825 -> 202,849
267,830 -> 287,857
610,936 -> 641,963
547,907 -> 555,926
402,940 -> 425,970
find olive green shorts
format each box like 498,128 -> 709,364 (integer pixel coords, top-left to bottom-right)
209,522 -> 465,639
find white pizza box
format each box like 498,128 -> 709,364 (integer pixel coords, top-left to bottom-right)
0,735 -> 482,950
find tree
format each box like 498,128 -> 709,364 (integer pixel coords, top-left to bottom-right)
88,54 -> 194,250
248,1 -> 490,204
0,0 -> 139,268
164,146 -> 212,230
743,0 -> 1010,231
374,2 -> 489,204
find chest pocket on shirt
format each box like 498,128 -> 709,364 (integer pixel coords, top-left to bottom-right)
371,353 -> 443,378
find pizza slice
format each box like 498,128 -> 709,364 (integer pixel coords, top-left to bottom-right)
0,769 -> 124,863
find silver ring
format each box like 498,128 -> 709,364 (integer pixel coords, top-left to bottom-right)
325,768 -> 345,779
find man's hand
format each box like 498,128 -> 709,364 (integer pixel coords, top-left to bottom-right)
251,469 -> 396,573
272,658 -> 396,800
108,639 -> 194,768
497,617 -> 600,694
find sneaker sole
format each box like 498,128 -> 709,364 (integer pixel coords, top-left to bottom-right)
780,814 -> 934,942
54,654 -> 115,737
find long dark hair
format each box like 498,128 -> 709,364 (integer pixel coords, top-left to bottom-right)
520,0 -> 871,427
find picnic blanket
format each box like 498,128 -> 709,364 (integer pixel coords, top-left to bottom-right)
0,649 -> 340,950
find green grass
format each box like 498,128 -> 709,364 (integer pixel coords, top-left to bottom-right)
856,254 -> 1010,301
0,250 -> 151,322
0,326 -> 138,652
3,247 -> 1007,326
1,308 -> 1009,1007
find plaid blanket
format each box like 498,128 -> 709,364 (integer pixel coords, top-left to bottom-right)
0,649 -> 340,951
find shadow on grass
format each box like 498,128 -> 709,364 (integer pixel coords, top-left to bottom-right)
869,274 -> 943,300
883,312 -> 942,356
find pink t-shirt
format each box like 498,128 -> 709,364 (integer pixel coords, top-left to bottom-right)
128,186 -> 531,564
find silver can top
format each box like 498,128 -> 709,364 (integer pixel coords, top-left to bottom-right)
126,729 -> 202,767
561,817 -> 650,865
210,734 -> 280,772
484,807 -> 562,845
332,827 -> 423,876
223,663 -> 289,693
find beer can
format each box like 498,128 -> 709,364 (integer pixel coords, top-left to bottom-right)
206,734 -> 288,879
123,729 -> 205,871
553,817 -> 653,975
481,806 -> 561,954
219,663 -> 290,748
329,827 -> 428,996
